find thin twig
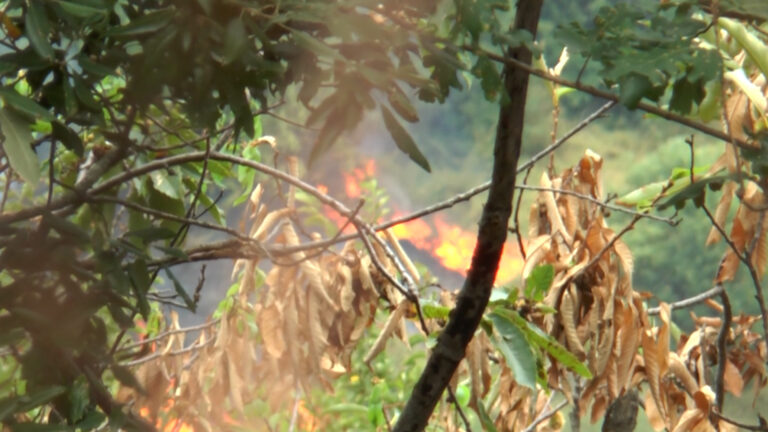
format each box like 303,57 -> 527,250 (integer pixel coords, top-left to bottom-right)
512,166 -> 533,259
516,185 -> 677,225
523,399 -> 568,432
121,338 -> 214,367
712,411 -> 768,431
648,284 -> 724,315
714,289 -> 732,413
117,319 -> 221,352
446,387 -> 472,432
272,199 -> 365,267
89,195 -> 244,239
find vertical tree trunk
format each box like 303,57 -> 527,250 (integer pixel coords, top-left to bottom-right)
392,1 -> 544,431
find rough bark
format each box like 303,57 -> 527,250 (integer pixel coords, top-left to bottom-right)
392,1 -> 544,431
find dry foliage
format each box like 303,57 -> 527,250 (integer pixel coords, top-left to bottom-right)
115,149 -> 768,431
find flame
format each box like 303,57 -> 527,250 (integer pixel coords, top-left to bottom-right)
343,160 -> 377,199
326,159 -> 523,283
392,214 -> 522,283
139,407 -> 194,432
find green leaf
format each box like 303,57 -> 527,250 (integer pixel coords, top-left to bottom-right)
308,109 -> 346,167
149,170 -> 182,199
381,106 -> 431,172
57,1 -> 106,18
616,181 -> 667,208
669,78 -> 704,115
126,227 -> 177,242
618,73 -> 652,109
25,0 -> 54,60
421,303 -> 450,320
110,364 -> 145,394
719,17 -> 768,80
657,174 -> 738,210
387,86 -> 419,123
220,18 -> 247,65
475,402 -> 499,432
497,308 -> 592,378
51,121 -> 84,156
128,260 -> 150,319
77,55 -> 116,78
454,384 -> 470,407
0,88 -> 55,120
471,56 -> 503,101
489,311 -> 538,389
164,268 -> 196,312
106,9 -> 175,38
154,245 -> 189,260
75,411 -> 106,430
67,381 -> 89,423
525,264 -> 554,301
16,386 -> 67,413
0,108 -> 40,184
291,30 -> 341,60
43,213 -> 90,243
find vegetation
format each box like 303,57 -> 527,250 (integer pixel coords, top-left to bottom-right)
0,0 -> 767,431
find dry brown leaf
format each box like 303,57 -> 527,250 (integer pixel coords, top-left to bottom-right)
338,264 -> 355,313
642,329 -> 666,426
540,172 -> 573,245
252,208 -> 293,241
287,156 -> 298,209
669,352 -> 698,395
706,182 -> 736,245
467,335 -> 482,408
590,393 -> 607,424
723,359 -> 744,396
226,352 -> 245,415
613,237 -> 633,277
522,235 -> 553,279
672,408 -> 708,432
258,304 -> 286,359
385,229 -> 421,284
615,303 -> 639,390
248,183 -> 264,212
561,288 -> 586,358
364,299 -> 409,364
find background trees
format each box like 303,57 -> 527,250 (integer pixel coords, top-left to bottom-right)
0,0 -> 767,431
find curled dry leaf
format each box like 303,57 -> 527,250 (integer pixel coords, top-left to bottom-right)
364,299 -> 410,364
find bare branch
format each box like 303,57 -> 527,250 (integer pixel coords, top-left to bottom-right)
116,319 -> 221,352
647,284 -> 724,315
475,48 -> 754,150
516,185 -> 678,226
714,289 -> 732,413
523,399 -> 568,432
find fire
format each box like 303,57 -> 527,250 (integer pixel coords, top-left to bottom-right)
139,407 -> 194,432
392,214 -> 523,283
343,160 -> 376,199
326,160 -> 523,283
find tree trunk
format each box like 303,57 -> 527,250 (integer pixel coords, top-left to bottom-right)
392,1 -> 544,431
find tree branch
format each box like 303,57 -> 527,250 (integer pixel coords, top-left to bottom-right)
475,47 -> 754,150
393,2 -> 544,430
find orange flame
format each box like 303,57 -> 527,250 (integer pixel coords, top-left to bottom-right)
392,214 -> 522,283
139,407 -> 194,432
328,159 -> 523,283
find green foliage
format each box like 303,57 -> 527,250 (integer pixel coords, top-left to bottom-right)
555,1 -> 721,112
